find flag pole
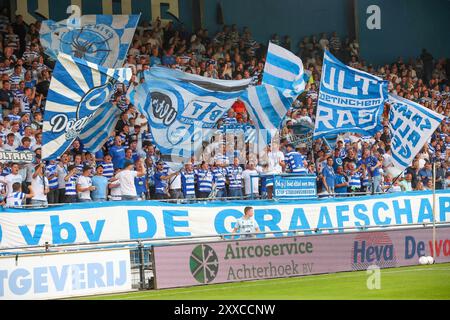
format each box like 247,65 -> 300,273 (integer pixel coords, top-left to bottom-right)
432,160 -> 436,263
384,171 -> 403,193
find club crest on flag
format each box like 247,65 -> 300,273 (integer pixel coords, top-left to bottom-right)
128,67 -> 251,159
42,53 -> 132,160
40,15 -> 140,68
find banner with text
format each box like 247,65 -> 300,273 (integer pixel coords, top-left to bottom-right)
314,51 -> 388,139
273,175 -> 317,199
153,226 -> 450,289
0,249 -> 132,299
0,191 -> 449,248
388,94 -> 445,171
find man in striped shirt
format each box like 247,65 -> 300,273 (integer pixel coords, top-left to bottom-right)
226,157 -> 244,198
100,154 -> 115,180
45,160 -> 59,204
285,144 -> 308,174
195,161 -> 214,199
6,182 -> 33,207
212,159 -> 227,198
181,162 -> 196,200
9,65 -> 23,89
64,165 -> 78,203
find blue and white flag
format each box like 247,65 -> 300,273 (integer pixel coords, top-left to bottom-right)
128,67 -> 251,159
42,53 -> 132,160
313,51 -> 388,139
40,15 -> 140,68
387,94 -> 444,171
241,43 -> 306,145
78,102 -> 122,153
263,42 -> 307,97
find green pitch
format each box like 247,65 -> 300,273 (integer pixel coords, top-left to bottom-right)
77,263 -> 450,300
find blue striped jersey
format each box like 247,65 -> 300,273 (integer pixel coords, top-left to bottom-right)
8,114 -> 21,122
181,171 -> 196,196
74,164 -> 83,179
9,74 -> 22,87
65,176 -> 77,196
6,191 -> 25,207
348,171 -> 362,188
45,164 -> 59,190
195,169 -> 214,193
361,171 -> 369,186
226,165 -> 243,189
212,167 -> 227,189
142,131 -> 154,142
101,162 -> 115,179
21,96 -> 31,114
285,151 -> 307,173
13,89 -> 24,100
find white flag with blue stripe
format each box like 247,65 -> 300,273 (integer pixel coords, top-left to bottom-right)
314,51 -> 388,139
40,14 -> 140,68
387,94 -> 444,171
263,42 -> 307,97
128,67 -> 251,159
240,43 -> 306,145
42,53 -> 132,160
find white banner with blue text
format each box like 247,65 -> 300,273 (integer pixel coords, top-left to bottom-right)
0,249 -> 132,300
0,191 -> 449,248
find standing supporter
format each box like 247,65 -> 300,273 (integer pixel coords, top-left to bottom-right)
108,168 -> 122,201
6,181 -> 33,207
242,162 -> 259,198
322,156 -> 336,195
113,160 -> 146,201
181,162 -> 196,200
5,162 -> 23,196
91,165 -> 109,202
100,154 -> 115,180
45,160 -> 59,204
76,166 -> 95,202
195,161 -> 214,199
134,160 -> 148,200
285,144 -> 308,174
226,157 -> 244,198
211,159 -> 227,198
31,163 -> 49,206
263,144 -> 285,199
334,166 -> 348,197
56,153 -> 69,203
167,166 -> 183,200
153,160 -> 179,200
109,135 -> 126,170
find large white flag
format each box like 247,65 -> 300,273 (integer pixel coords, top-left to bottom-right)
388,94 -> 445,171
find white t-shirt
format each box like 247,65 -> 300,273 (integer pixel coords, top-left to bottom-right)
77,175 -> 92,200
242,169 -> 259,195
31,175 -> 49,201
56,164 -> 68,188
109,179 -> 122,200
235,217 -> 259,237
116,170 -> 138,196
168,169 -> 181,189
5,173 -> 23,196
268,151 -> 285,174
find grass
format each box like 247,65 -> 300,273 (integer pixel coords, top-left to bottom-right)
74,263 -> 450,300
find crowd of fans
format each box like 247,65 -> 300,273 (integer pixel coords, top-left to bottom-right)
0,10 -> 448,207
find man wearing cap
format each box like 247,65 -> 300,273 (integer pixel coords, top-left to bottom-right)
92,165 -> 108,202
154,161 -> 180,200
111,159 -> 146,201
